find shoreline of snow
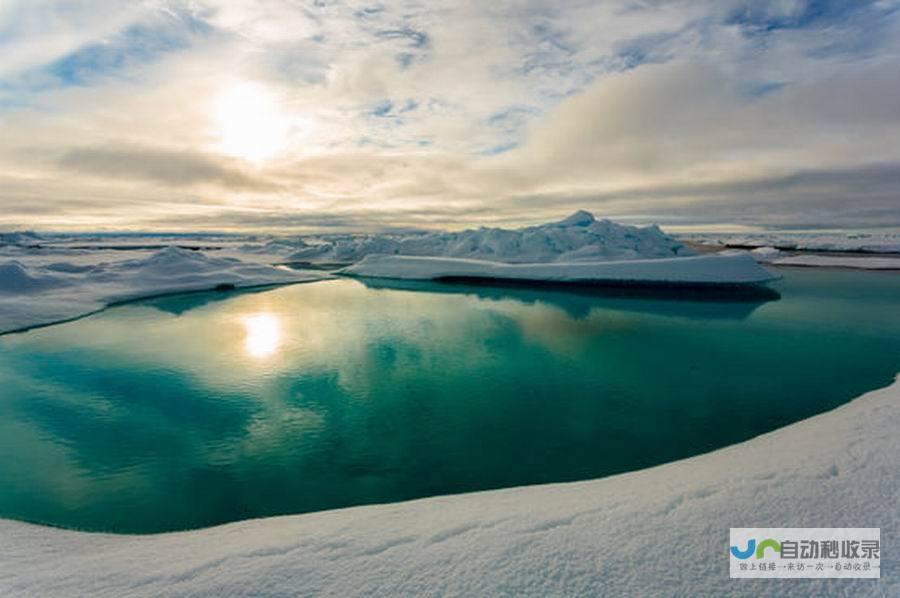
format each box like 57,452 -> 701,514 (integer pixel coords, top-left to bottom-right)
1,374 -> 896,596
0,247 -> 329,335
342,252 -> 780,286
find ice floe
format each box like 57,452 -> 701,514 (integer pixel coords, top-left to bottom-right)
0,247 -> 326,334
343,252 -> 779,286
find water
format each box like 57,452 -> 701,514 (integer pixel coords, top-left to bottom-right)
0,269 -> 898,533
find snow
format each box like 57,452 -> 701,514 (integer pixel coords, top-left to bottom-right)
0,247 -> 327,334
1,373 -> 897,596
289,211 -> 695,264
722,242 -> 900,270
683,231 -> 900,254
0,211 -> 695,268
342,252 -> 780,286
0,212 -> 774,335
771,254 -> 900,270
750,246 -> 781,260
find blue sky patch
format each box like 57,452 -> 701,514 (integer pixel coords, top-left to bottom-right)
47,12 -> 210,86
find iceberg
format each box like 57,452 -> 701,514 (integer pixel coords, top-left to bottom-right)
289,211 -> 695,264
342,252 -> 779,287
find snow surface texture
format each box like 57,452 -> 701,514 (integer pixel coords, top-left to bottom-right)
683,231 -> 900,254
342,252 -> 779,286
288,211 -> 695,263
1,375 -> 897,597
0,247 -> 327,334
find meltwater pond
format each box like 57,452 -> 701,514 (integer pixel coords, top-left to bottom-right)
1,269 -> 898,533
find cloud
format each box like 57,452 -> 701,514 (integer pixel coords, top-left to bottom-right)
57,145 -> 278,191
499,58 -> 900,196
508,162 -> 900,229
1,0 -> 899,231
0,1 -> 131,77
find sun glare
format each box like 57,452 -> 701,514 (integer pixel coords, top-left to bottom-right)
214,82 -> 289,162
243,313 -> 282,358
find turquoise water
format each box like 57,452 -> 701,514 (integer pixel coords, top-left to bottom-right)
0,269 -> 898,533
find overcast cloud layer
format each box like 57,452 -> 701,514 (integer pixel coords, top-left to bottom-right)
1,0 -> 899,232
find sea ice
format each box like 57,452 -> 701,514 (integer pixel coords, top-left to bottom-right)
0,247 -> 326,334
342,252 -> 779,286
288,210 -> 695,264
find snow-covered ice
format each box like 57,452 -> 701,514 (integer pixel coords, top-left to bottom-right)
343,252 -> 779,286
1,374 -> 896,597
742,244 -> 900,269
750,246 -> 781,260
701,237 -> 900,270
289,210 -> 695,264
0,247 -> 327,334
0,213 -> 777,335
682,231 -> 900,254
771,254 -> 900,270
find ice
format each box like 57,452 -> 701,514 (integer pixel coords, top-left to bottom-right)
288,211 -> 695,264
772,255 -> 900,270
743,245 -> 900,269
342,252 -> 779,286
750,246 -> 781,260
0,213 -> 784,332
0,246 -> 327,334
1,374 -> 897,596
683,231 -> 900,254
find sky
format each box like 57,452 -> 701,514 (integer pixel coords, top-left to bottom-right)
1,0 -> 899,233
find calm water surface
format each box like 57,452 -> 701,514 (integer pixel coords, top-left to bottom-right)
0,269 -> 898,533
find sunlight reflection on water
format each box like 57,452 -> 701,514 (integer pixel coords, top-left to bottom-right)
242,313 -> 282,358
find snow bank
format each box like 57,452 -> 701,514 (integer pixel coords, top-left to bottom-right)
772,254 -> 900,270
0,247 -> 327,334
1,374 -> 896,596
290,210 -> 695,263
342,252 -> 779,286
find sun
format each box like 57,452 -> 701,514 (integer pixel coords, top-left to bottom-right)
214,82 -> 289,163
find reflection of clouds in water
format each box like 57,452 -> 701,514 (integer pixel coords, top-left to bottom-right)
0,362 -> 154,509
348,278 -> 775,359
496,302 -> 636,357
109,281 -> 504,391
237,405 -> 325,460
2,279 -> 600,452
2,272 -> 895,532
7,280 -> 601,392
0,279 -> 671,458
